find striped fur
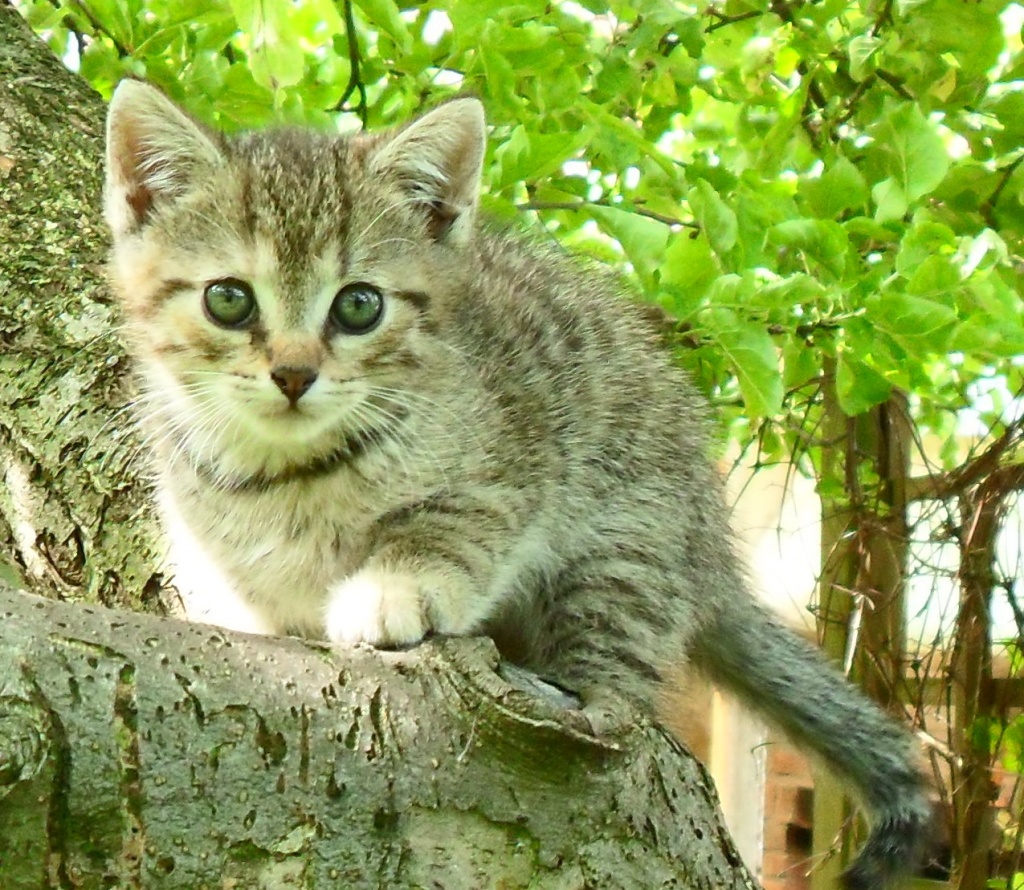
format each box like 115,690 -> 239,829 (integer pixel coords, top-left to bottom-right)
104,81 -> 930,888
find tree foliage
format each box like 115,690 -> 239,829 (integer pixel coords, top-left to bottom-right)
19,0 -> 1024,455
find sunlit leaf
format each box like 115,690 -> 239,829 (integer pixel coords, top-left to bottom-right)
688,179 -> 737,256
836,353 -> 893,415
590,206 -> 668,292
703,306 -> 784,418
868,101 -> 950,222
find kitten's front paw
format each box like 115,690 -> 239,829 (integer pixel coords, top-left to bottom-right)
325,568 -> 427,648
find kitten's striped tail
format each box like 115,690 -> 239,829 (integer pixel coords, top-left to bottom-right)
693,597 -> 931,890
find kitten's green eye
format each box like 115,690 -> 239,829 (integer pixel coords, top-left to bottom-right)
203,279 -> 256,328
330,283 -> 384,334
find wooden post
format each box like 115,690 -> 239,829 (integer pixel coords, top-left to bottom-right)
811,367 -> 911,889
948,471 -> 1007,889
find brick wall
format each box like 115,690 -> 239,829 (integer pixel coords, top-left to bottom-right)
761,740 -> 813,890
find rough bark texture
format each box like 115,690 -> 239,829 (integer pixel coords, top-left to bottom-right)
0,6 -> 761,889
0,1 -> 164,611
0,586 -> 758,889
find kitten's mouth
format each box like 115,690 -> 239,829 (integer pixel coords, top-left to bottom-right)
258,399 -> 325,426
275,402 -> 312,418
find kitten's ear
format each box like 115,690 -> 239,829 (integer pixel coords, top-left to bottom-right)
104,80 -> 224,237
370,99 -> 486,243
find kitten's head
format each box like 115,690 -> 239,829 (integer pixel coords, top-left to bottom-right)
104,80 -> 485,482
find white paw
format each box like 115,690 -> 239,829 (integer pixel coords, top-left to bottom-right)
325,568 -> 427,647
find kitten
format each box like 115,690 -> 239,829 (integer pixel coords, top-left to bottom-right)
104,79 -> 929,889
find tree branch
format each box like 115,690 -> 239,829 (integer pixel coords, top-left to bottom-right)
0,585 -> 761,889
876,68 -> 914,100
704,8 -> 762,33
906,416 -> 1024,502
980,154 -> 1024,229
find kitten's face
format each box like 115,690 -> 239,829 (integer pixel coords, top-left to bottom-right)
104,83 -> 485,481
112,144 -> 437,475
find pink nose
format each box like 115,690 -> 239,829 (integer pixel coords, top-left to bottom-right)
270,366 -> 318,405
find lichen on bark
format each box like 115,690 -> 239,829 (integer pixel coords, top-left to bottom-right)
0,586 -> 760,890
0,3 -> 163,610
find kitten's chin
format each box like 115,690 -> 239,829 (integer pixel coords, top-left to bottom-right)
217,414 -> 343,479
244,405 -> 343,450
189,391 -> 386,481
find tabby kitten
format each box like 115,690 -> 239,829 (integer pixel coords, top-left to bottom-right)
104,79 -> 928,889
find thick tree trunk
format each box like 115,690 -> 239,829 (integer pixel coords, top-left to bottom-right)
0,6 -> 761,888
0,585 -> 759,889
0,1 -> 164,611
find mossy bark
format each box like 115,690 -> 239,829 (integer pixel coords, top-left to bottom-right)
0,2 -> 163,611
0,587 -> 759,890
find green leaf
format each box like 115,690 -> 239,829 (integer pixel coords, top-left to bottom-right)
836,353 -> 893,415
783,336 -> 821,389
951,316 -> 1024,357
590,206 -> 669,292
354,0 -> 412,52
230,0 -> 305,90
843,217 -> 901,245
907,0 -> 1005,80
494,126 -> 590,187
957,228 -> 1009,278
801,158 -> 869,219
756,274 -> 828,312
894,221 -> 957,277
660,232 -> 718,316
871,178 -> 908,224
985,92 -> 1024,156
448,0 -> 544,38
688,179 -> 737,256
848,32 -> 883,82
674,15 -> 704,58
868,101 -> 950,221
867,292 -> 957,353
766,218 -> 849,280
703,306 -> 783,417
903,256 -> 960,298
83,0 -> 136,47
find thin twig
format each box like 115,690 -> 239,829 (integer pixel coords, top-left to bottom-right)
332,0 -> 368,127
68,0 -> 130,58
766,0 -> 830,145
517,199 -> 699,230
871,0 -> 894,36
876,69 -> 914,100
837,74 -> 877,126
906,415 -> 1024,502
799,87 -> 824,151
980,155 -> 1024,229
704,8 -> 762,33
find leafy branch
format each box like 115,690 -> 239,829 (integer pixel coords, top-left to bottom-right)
62,0 -> 129,58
